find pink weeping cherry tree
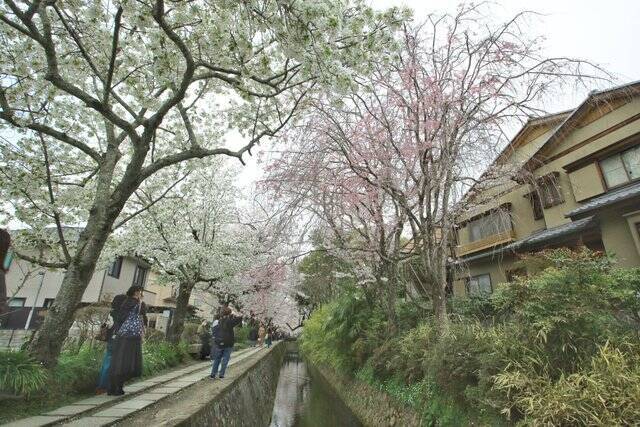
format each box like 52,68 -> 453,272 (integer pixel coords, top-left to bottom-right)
266,3 -> 608,333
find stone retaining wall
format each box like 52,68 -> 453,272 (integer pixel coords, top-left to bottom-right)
123,343 -> 286,427
310,364 -> 421,427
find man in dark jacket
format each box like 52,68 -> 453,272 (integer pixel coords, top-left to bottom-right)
210,307 -> 242,379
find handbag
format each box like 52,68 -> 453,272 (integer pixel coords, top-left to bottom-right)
95,311 -> 114,342
116,303 -> 144,338
95,323 -> 110,341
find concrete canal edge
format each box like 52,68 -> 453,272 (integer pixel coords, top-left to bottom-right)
120,342 -> 286,426
308,364 -> 421,427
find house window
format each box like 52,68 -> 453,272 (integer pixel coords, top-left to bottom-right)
538,173 -> 564,208
468,208 -> 512,242
466,274 -> 492,295
108,257 -> 123,278
600,145 -> 640,188
8,298 -> 26,307
43,298 -> 55,308
527,192 -> 544,220
133,265 -> 148,287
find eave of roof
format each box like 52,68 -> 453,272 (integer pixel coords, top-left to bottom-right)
566,181 -> 640,218
457,110 -> 571,211
454,215 -> 598,264
524,80 -> 640,170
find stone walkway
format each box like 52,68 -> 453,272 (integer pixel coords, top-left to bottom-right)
5,347 -> 262,427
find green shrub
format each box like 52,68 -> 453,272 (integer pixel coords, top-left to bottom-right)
234,325 -> 251,344
494,342 -> 640,425
142,341 -> 189,376
300,302 -> 352,372
425,323 -> 491,404
448,295 -> 498,322
492,248 -> 635,375
52,345 -> 103,393
180,322 -> 199,344
0,351 -> 48,396
301,249 -> 640,426
144,328 -> 166,343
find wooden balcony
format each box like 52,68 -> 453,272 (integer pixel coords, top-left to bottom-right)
456,230 -> 515,257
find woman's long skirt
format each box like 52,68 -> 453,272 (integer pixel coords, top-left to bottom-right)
108,336 -> 142,394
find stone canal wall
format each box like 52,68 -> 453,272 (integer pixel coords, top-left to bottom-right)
123,343 -> 286,426
310,364 -> 421,427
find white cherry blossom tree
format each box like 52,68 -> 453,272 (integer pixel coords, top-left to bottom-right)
0,0 -> 404,364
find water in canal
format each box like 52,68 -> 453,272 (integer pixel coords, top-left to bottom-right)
269,351 -> 362,427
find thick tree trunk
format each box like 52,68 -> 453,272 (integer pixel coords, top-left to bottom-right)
432,285 -> 449,334
379,263 -> 398,333
27,238 -> 107,366
27,196 -> 125,366
167,282 -> 194,344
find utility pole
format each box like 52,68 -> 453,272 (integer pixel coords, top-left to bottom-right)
25,271 -> 46,330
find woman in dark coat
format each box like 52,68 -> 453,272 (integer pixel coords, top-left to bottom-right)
0,229 -> 12,325
108,286 -> 146,395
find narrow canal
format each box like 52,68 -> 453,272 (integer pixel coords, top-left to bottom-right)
269,350 -> 362,427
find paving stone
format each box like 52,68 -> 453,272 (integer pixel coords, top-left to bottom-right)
150,386 -> 183,393
135,392 -> 171,401
112,399 -> 155,410
179,375 -> 205,382
128,381 -> 155,388
168,380 -> 196,387
63,416 -> 119,426
3,415 -> 66,427
73,395 -> 119,405
149,374 -> 178,382
45,404 -> 95,416
93,407 -> 137,418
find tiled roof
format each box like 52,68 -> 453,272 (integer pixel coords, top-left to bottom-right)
456,216 -> 598,264
567,181 -> 640,218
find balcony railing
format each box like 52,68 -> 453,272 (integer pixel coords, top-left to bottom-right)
456,229 -> 515,257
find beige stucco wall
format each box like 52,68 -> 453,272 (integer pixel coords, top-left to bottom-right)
452,254 -> 517,297
532,98 -> 640,228
6,256 -> 142,308
100,257 -> 140,299
454,96 -> 640,298
6,260 -> 106,307
599,207 -> 640,268
543,98 -> 640,161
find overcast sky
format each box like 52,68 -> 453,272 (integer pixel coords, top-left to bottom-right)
372,0 -> 639,84
247,0 -> 640,186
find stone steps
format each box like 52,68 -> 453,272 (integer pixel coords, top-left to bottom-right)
3,346 -> 262,427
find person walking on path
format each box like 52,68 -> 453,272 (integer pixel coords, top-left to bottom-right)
197,320 -> 212,360
210,307 -> 242,379
108,286 -> 147,395
248,324 -> 258,347
96,293 -> 126,394
257,323 -> 266,347
0,229 -> 12,326
265,326 -> 273,348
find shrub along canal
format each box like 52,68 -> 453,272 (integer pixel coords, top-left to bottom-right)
269,347 -> 361,427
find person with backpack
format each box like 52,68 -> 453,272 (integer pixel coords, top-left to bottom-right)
96,293 -> 126,394
248,323 -> 259,347
210,307 -> 243,379
0,229 -> 12,326
108,286 -> 147,395
265,326 -> 273,348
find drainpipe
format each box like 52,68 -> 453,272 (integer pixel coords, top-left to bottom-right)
25,271 -> 45,330
97,269 -> 108,302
